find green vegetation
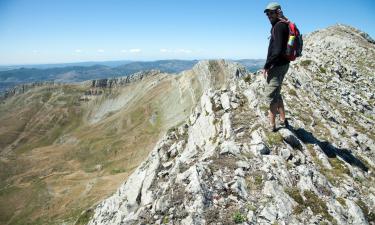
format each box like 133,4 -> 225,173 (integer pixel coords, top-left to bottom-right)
0,179 -> 50,225
162,215 -> 169,224
260,104 -> 269,113
13,86 -> 84,155
315,77 -> 325,82
284,187 -> 337,224
285,188 -> 304,214
300,114 -> 313,125
355,155 -> 374,173
285,188 -> 304,205
307,144 -> 351,186
328,158 -> 350,176
110,168 -> 127,174
246,203 -> 257,211
243,75 -> 251,83
74,209 -> 94,225
336,197 -> 346,207
232,211 -> 246,223
266,131 -> 283,147
254,174 -> 263,186
300,60 -> 313,67
319,66 -> 327,73
288,89 -> 298,97
303,190 -> 336,224
246,172 -> 263,191
356,199 -> 375,223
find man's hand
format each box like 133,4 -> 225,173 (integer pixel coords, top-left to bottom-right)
263,69 -> 269,79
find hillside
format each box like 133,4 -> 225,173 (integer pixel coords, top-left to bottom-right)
0,59 -> 246,224
88,24 -> 375,225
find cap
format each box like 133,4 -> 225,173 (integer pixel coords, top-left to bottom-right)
264,2 -> 281,13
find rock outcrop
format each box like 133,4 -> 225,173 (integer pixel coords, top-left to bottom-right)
89,70 -> 162,88
0,81 -> 60,100
87,26 -> 375,225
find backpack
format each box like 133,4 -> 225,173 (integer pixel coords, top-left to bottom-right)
273,18 -> 303,61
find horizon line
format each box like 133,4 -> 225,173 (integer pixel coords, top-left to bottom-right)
0,58 -> 266,67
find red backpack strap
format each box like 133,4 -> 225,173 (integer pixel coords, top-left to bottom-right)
288,22 -> 297,35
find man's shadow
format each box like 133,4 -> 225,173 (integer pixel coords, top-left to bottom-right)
286,125 -> 368,172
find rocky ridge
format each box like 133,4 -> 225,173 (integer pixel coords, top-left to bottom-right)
89,70 -> 162,89
87,24 -> 375,225
0,69 -> 162,101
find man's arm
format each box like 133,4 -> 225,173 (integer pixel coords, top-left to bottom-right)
264,23 -> 288,70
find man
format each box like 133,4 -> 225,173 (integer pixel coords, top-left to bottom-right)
263,2 -> 290,132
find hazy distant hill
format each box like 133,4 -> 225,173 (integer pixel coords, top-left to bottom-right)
0,59 -> 265,93
0,60 -> 133,71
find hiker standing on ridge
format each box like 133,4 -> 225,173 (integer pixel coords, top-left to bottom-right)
263,2 -> 290,132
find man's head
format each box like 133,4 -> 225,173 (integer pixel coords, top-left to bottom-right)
264,2 -> 282,24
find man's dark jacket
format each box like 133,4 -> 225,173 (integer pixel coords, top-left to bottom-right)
264,19 -> 290,70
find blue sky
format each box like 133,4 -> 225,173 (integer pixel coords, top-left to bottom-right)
0,0 -> 374,65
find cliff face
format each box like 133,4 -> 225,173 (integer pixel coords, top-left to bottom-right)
89,70 -> 162,88
88,25 -> 375,225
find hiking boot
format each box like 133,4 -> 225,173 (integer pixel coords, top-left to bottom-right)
280,119 -> 289,128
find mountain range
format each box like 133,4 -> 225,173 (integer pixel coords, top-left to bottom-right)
0,59 -> 265,94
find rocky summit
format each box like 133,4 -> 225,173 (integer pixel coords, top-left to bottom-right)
87,25 -> 375,225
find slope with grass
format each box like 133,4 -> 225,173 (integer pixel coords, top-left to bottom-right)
0,60 -> 246,225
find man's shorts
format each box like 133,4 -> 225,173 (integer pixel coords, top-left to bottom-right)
264,64 -> 289,105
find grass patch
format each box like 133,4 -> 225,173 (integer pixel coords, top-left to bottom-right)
13,88 -> 84,155
232,211 -> 246,223
285,188 -> 304,205
246,203 -> 257,211
302,115 -> 313,125
315,77 -> 325,83
162,215 -> 169,224
260,104 -> 269,113
209,156 -> 238,171
246,172 -> 264,191
300,60 -> 312,67
74,209 -> 94,225
285,187 -> 304,214
336,197 -> 346,207
319,66 -> 327,73
288,89 -> 298,97
243,75 -> 251,84
110,168 -> 126,175
328,158 -> 350,176
356,199 -> 375,223
306,145 -> 340,186
309,153 -> 347,186
303,190 -> 336,224
1,179 -> 51,225
266,131 -> 283,147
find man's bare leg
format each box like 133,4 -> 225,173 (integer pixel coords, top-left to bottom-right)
269,102 -> 278,131
277,98 -> 286,122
